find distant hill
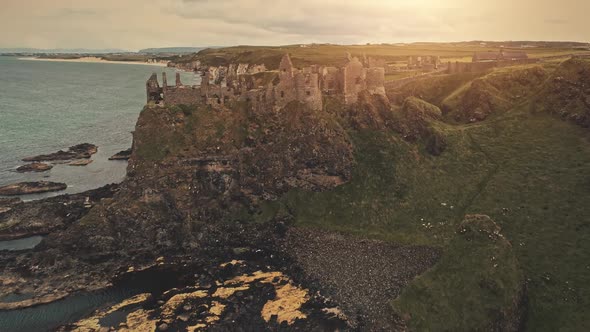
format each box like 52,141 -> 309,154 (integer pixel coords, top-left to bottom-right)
0,48 -> 128,54
138,47 -> 216,54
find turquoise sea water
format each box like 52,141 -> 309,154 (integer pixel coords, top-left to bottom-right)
0,57 -> 199,331
0,56 -> 196,200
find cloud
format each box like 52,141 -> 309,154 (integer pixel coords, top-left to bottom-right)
0,0 -> 588,49
169,0 -> 455,41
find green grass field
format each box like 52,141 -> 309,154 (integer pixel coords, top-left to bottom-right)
251,60 -> 590,330
281,106 -> 590,331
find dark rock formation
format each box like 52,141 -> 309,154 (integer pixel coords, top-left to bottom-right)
0,181 -> 67,196
15,163 -> 53,173
67,159 -> 93,166
0,184 -> 118,240
22,143 -> 97,162
128,101 -> 353,216
0,197 -> 21,215
344,91 -> 395,130
109,148 -> 132,160
396,97 -> 447,155
57,259 -> 351,331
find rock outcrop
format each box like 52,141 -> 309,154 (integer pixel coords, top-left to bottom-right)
128,101 -> 353,216
0,197 -> 21,215
22,143 -> 97,162
109,148 -> 132,160
0,184 -> 117,240
58,260 -> 350,331
15,162 -> 53,173
396,97 -> 447,155
0,181 -> 67,196
534,58 -> 590,128
68,159 -> 93,166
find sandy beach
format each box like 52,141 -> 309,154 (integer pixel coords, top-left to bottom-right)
18,56 -> 169,67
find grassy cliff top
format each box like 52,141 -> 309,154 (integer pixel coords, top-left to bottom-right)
175,43 -> 588,69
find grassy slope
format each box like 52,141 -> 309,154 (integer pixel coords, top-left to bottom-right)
441,65 -> 549,122
392,215 -> 524,331
255,64 -> 590,330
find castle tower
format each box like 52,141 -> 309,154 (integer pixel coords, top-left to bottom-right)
162,72 -> 168,93
342,57 -> 366,104
294,72 -> 322,111
275,54 -> 297,109
366,67 -> 387,100
279,54 -> 294,79
200,72 -> 210,99
146,73 -> 162,103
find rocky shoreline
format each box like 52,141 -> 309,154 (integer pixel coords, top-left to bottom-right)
0,179 -> 442,330
109,148 -> 132,161
0,142 -> 123,200
22,143 -> 97,162
0,181 -> 67,196
15,163 -> 53,173
0,184 -> 118,241
0,198 -> 21,215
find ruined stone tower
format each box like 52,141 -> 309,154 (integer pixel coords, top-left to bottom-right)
342,57 -> 366,104
146,73 -> 162,103
275,54 -> 297,108
274,54 -> 322,111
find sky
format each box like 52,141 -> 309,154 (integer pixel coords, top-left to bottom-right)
0,0 -> 588,50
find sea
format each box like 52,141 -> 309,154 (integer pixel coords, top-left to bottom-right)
0,56 -> 197,200
0,56 -> 199,331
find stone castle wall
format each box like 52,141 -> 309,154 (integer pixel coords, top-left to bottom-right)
164,86 -> 201,106
295,72 -> 322,111
365,67 -> 386,96
148,53 -> 388,110
320,67 -> 342,95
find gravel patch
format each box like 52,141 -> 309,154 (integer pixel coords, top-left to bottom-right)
284,228 -> 442,331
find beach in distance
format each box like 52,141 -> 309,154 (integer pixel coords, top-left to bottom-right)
18,56 -> 169,66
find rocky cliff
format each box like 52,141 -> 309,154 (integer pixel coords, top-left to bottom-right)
534,58 -> 590,128
0,73 -> 534,331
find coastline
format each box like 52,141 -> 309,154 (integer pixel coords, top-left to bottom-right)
18,56 -> 168,67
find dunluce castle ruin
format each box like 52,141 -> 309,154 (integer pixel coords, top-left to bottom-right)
146,54 -> 387,111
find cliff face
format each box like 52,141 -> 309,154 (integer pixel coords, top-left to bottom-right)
2,67 -> 541,330
128,100 -> 353,212
534,58 -> 590,128
46,100 -> 353,259
0,99 -> 358,321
